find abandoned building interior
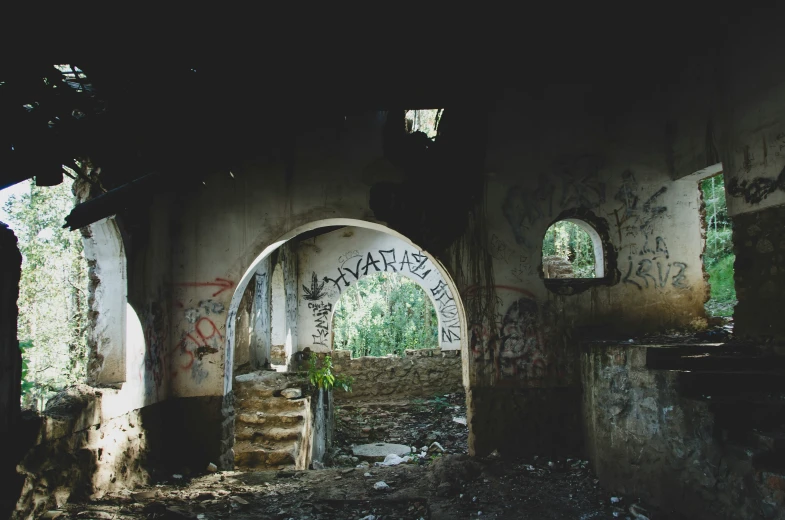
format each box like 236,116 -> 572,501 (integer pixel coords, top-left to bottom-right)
4,12 -> 785,519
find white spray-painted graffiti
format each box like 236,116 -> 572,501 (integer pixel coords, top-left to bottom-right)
304,247 -> 461,348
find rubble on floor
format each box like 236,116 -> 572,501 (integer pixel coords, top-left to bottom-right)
56,454 -> 661,519
330,392 -> 469,467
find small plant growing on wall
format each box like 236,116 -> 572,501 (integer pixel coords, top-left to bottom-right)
308,353 -> 354,392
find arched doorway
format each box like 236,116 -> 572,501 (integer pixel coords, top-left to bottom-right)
223,219 -> 468,394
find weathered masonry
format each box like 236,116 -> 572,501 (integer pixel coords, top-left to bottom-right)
3,11 -> 785,518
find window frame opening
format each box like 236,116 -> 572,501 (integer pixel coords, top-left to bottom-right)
539,208 -> 618,295
542,218 -> 604,279
331,271 -> 439,358
698,169 -> 736,319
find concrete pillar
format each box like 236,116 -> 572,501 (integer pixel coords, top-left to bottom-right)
249,257 -> 272,368
280,243 -> 299,369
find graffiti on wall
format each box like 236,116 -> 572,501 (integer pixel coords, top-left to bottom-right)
173,281 -> 232,384
503,155 -> 606,248
726,164 -> 785,205
304,247 -> 461,347
308,301 -> 332,346
142,301 -> 167,400
489,234 -> 514,263
464,285 -> 572,384
610,171 -> 668,241
175,277 -> 234,297
622,235 -> 688,290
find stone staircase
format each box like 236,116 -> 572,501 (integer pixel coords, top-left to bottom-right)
647,344 -> 785,516
233,371 -> 313,471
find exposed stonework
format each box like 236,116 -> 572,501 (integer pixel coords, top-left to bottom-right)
583,342 -> 785,519
731,205 -> 785,340
331,349 -> 463,401
542,255 -> 574,278
233,371 -> 333,471
13,385 -> 152,520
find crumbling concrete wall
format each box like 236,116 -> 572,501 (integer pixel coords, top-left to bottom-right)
331,349 -> 462,400
296,226 -> 462,353
718,19 -> 785,340
582,343 -> 784,520
12,385 -> 158,520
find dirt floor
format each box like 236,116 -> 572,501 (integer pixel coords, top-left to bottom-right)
58,393 -> 661,519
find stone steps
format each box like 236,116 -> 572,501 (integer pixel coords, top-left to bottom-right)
233,370 -> 312,471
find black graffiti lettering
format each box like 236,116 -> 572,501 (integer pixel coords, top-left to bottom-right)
672,262 -> 689,289
622,256 -> 642,289
362,251 -> 381,276
656,236 -> 669,258
409,252 -> 432,279
309,301 -> 333,347
398,250 -> 412,272
312,330 -> 328,346
324,268 -> 349,293
379,249 -> 397,272
635,259 -> 656,289
442,324 -> 461,342
342,258 -> 363,281
656,261 -> 672,288
440,302 -> 459,320
431,280 -> 454,307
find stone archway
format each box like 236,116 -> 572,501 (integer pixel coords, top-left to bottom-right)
224,218 -> 468,394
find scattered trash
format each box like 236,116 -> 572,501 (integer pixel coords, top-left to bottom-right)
610,496 -> 622,504
172,474 -> 183,480
364,472 -> 373,477
206,462 -> 217,472
428,442 -> 445,454
373,481 -> 390,491
452,416 -> 467,425
375,453 -> 411,467
630,504 -> 651,520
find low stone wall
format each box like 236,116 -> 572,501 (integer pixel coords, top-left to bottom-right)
13,386 -> 154,520
331,348 -> 462,400
582,343 -> 783,520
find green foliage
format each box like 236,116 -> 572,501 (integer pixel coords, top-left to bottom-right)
701,175 -> 737,318
308,353 -> 353,392
3,178 -> 88,410
542,221 -> 596,278
19,340 -> 33,396
332,272 -> 438,358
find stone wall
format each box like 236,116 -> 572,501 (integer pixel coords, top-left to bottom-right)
331,348 -> 462,400
731,205 -> 785,340
12,386 -> 157,520
582,343 -> 784,519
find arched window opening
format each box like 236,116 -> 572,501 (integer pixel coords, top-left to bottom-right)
542,219 -> 604,279
332,272 -> 438,358
405,109 -> 443,140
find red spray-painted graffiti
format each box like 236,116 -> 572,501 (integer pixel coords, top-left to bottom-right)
175,277 -> 234,297
175,316 -> 223,370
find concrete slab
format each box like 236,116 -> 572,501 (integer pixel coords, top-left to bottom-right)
351,443 -> 411,462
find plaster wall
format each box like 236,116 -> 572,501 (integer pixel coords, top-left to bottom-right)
160,96 -> 711,403
296,226 -> 461,353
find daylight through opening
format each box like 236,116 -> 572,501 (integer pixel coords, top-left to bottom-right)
332,272 -> 438,358
701,173 -> 737,318
542,220 -> 599,279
